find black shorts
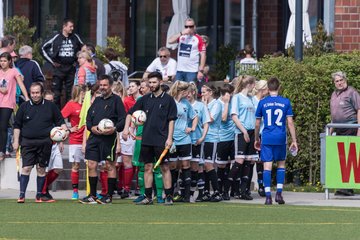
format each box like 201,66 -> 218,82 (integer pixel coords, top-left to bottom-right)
169,144 -> 192,162
203,142 -> 217,164
85,134 -> 117,162
191,143 -> 203,162
140,144 -> 169,165
216,140 -> 234,164
235,130 -> 258,161
21,138 -> 52,168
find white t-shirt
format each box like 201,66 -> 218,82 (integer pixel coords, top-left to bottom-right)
146,57 -> 177,79
176,34 -> 206,72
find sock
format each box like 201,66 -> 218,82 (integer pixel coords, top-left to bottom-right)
117,165 -> 124,190
207,169 -> 219,192
263,170 -> 272,197
19,174 -> 30,198
217,168 -> 224,193
36,176 -> 46,197
229,162 -> 243,195
246,163 -> 255,193
197,171 -> 205,196
154,169 -> 163,198
182,168 -> 191,199
164,188 -> 172,197
133,166 -> 139,190
42,170 -> 59,194
123,167 -> 134,192
89,176 -> 98,197
145,187 -> 152,199
204,171 -> 210,192
71,171 -> 79,192
223,166 -> 231,194
276,168 -> 285,193
190,170 -> 198,195
178,171 -> 184,196
240,162 -> 251,194
107,177 -> 116,197
256,163 -> 264,187
99,171 -> 108,195
170,169 -> 179,194
138,167 -> 145,195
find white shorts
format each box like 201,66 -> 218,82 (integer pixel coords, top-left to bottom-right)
47,144 -> 63,171
69,144 -> 85,163
120,134 -> 135,156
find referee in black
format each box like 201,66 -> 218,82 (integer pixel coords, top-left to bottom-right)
13,82 -> 68,203
123,72 -> 177,205
79,75 -> 126,204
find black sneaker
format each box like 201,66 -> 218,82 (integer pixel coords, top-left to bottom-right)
35,194 -> 55,203
210,192 -> 223,202
275,192 -> 285,204
43,190 -> 54,200
265,196 -> 273,205
201,191 -> 211,202
136,195 -> 153,205
164,195 -> 173,205
121,190 -> 130,199
240,193 -> 253,201
79,195 -> 98,204
174,195 -> 184,202
258,187 -> 266,197
222,192 -> 230,201
96,195 -> 112,204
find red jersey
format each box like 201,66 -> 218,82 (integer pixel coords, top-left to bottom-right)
123,95 -> 136,113
61,101 -> 84,144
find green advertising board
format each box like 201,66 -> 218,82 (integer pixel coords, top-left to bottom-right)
325,136 -> 360,188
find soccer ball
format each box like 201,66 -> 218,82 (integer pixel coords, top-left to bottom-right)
50,127 -> 67,142
98,118 -> 114,132
131,110 -> 147,126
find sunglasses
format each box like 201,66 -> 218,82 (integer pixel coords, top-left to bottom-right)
185,25 -> 194,28
159,55 -> 168,58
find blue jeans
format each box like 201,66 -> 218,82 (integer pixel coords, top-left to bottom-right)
175,71 -> 197,83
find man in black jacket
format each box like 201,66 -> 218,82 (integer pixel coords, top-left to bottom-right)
15,45 -> 45,92
41,18 -> 83,108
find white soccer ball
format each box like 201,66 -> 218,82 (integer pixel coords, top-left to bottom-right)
50,127 -> 67,142
98,118 -> 114,132
131,110 -> 147,126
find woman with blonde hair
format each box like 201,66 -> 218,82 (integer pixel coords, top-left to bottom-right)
169,80 -> 198,202
74,50 -> 97,86
229,75 -> 257,200
61,85 -> 87,199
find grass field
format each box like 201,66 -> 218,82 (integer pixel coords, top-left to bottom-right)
0,199 -> 360,240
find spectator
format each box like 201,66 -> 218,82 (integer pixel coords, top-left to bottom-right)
143,47 -> 177,82
0,35 -> 16,54
0,52 -> 29,161
15,45 -> 45,92
104,48 -> 129,88
81,43 -> 105,78
330,71 -> 360,196
41,18 -> 83,108
168,18 -> 206,82
74,51 -> 97,86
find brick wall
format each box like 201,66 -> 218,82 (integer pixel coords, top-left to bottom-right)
334,0 -> 360,52
257,0 -> 284,57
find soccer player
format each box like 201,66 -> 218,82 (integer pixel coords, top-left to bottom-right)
230,75 -> 258,200
186,82 -> 210,201
79,75 -> 126,204
168,81 -> 198,202
216,84 -> 235,200
199,84 -> 222,202
13,82 -> 68,203
254,77 -> 298,205
123,72 -> 177,205
41,91 -> 65,202
61,85 -> 86,199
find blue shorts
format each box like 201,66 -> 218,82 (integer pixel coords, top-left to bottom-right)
260,144 -> 286,162
175,71 -> 197,83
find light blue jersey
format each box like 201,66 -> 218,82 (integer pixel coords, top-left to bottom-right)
189,101 -> 211,144
205,99 -> 222,143
230,93 -> 256,133
173,98 -> 196,145
253,96 -> 264,134
219,99 -> 235,142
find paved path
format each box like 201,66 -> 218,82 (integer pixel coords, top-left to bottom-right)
1,189 -> 359,208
